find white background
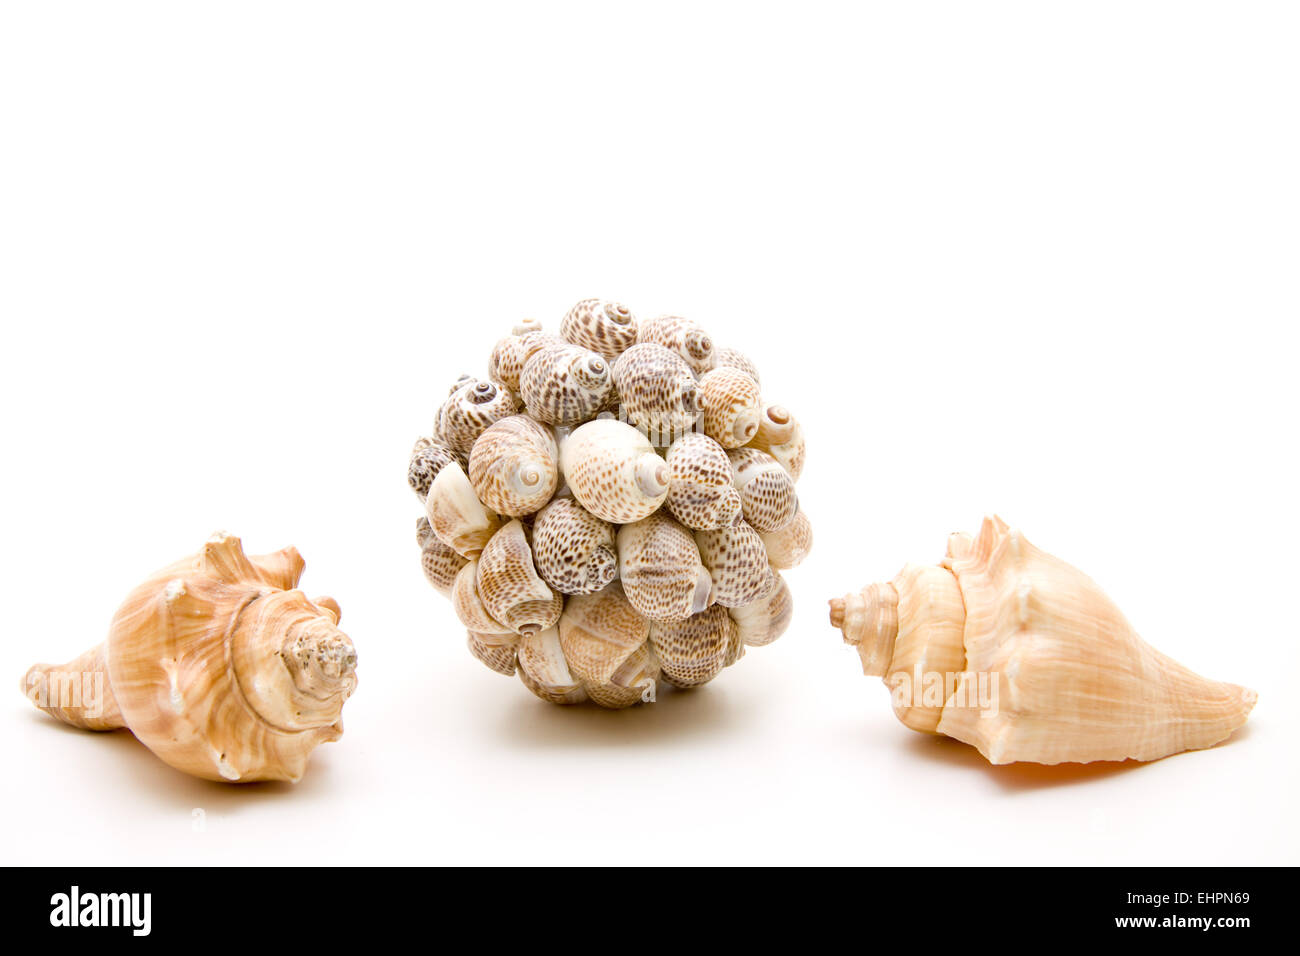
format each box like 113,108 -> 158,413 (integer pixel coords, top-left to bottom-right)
2,1 -> 1296,865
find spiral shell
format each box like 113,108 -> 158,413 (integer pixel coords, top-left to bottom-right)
450,559 -> 512,634
408,436 -> 463,502
468,415 -> 559,517
730,572 -> 793,647
713,346 -> 760,386
662,432 -> 742,531
559,419 -> 669,524
476,520 -> 564,635
612,343 -> 702,445
416,516 -> 468,595
759,508 -> 813,569
649,605 -> 736,688
557,583 -> 654,696
489,327 -> 561,394
748,405 -> 805,481
425,460 -> 501,558
727,446 -> 797,533
531,497 -> 618,595
437,376 -> 519,456
22,533 -> 357,782
637,315 -> 715,376
560,298 -> 639,362
516,341 -> 615,427
695,520 -> 775,608
617,511 -> 714,623
698,366 -> 762,449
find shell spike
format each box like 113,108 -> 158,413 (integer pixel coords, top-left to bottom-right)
200,532 -> 259,584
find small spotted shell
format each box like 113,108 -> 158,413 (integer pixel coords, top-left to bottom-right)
517,625 -> 588,705
663,432 -> 742,531
559,419 -> 669,524
713,346 -> 760,387
437,376 -> 519,457
748,405 -> 805,481
476,520 -> 564,635
637,315 -> 716,376
557,582 -> 652,691
467,630 -> 518,676
611,343 -> 702,445
728,446 -> 798,533
617,511 -> 714,623
759,508 -> 813,569
425,461 -> 501,558
698,366 -> 763,449
468,415 -> 559,517
695,520 -> 775,608
584,644 -> 660,708
531,497 -> 618,595
489,328 -> 561,394
416,516 -> 468,596
451,559 -> 512,635
560,298 -> 639,362
730,572 -> 793,647
408,437 -> 463,502
519,342 -> 615,426
649,605 -> 737,688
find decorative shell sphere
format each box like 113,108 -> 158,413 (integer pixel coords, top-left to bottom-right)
829,516 -> 1256,765
21,533 -> 357,782
409,298 -> 813,708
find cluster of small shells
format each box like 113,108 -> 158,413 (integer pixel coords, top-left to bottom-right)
409,299 -> 812,707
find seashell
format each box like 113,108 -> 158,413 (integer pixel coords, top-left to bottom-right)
518,342 -> 615,426
759,508 -> 813,569
468,415 -> 559,516
584,643 -> 660,708
517,625 -> 588,705
617,512 -> 714,623
408,436 -> 463,502
436,376 -> 519,457
21,532 -> 356,782
727,446 -> 798,533
730,572 -> 793,647
713,346 -> 760,387
450,559 -> 513,635
416,516 -> 468,595
611,343 -> 702,445
695,520 -> 775,608
637,315 -> 715,376
476,520 -> 564,635
560,298 -> 639,362
425,461 -> 501,558
829,516 -> 1258,765
559,419 -> 669,524
649,605 -> 736,688
698,366 -> 763,449
748,405 -> 805,482
531,497 -> 618,595
557,582 -> 658,708
467,630 -> 518,676
488,328 -> 562,394
662,432 -> 742,531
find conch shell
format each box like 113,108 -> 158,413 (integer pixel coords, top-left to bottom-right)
22,533 -> 357,782
829,516 -> 1257,765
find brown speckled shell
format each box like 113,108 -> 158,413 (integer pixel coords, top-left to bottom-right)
698,366 -> 763,449
560,298 -> 639,362
617,511 -> 714,623
489,329 -> 561,394
408,437 -> 464,501
519,342 -> 615,426
730,572 -> 792,647
468,415 -> 559,517
416,516 -> 468,595
637,315 -> 716,376
559,419 -> 669,524
557,582 -> 650,687
663,433 -> 742,531
467,630 -> 519,676
695,520 -> 775,608
649,605 -> 736,688
728,446 -> 798,533
451,559 -> 512,634
611,343 -> 702,444
713,347 -> 760,387
437,376 -> 520,456
531,497 -> 618,595
476,520 -> 563,634
759,508 -> 813,569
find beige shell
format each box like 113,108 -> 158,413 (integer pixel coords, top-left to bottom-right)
557,582 -> 658,706
416,516 -> 468,595
450,559 -> 512,635
408,436 -> 463,502
531,497 -> 618,595
698,366 -> 763,449
748,404 -> 805,481
437,376 -> 520,456
730,572 -> 793,647
468,415 -> 559,517
516,625 -> 588,705
476,520 -> 564,635
649,605 -> 736,688
759,508 -> 813,569
21,533 -> 356,783
829,516 -> 1258,765
560,298 -> 639,362
695,520 -> 775,608
637,315 -> 716,376
425,461 -> 501,558
663,432 -> 743,531
488,327 -> 561,394
559,419 -> 669,524
617,511 -> 714,623
611,343 -> 702,445
713,346 -> 760,386
727,446 -> 798,533
519,342 -> 615,426
467,630 -> 519,676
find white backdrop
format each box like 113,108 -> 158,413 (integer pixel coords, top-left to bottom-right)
1,1 -> 1296,865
